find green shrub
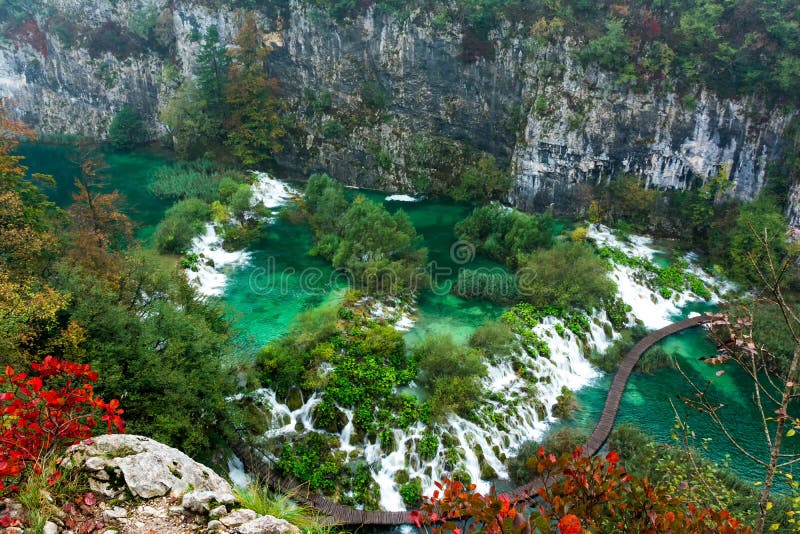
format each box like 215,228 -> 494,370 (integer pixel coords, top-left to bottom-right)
454,204 -> 554,268
590,324 -> 649,372
637,346 -> 674,374
322,119 -> 347,139
469,320 -> 516,357
414,334 -> 487,418
360,81 -> 392,110
519,242 -> 616,310
452,155 -> 512,202
552,386 -> 577,419
399,478 -> 422,508
108,104 -> 146,150
152,198 -> 210,254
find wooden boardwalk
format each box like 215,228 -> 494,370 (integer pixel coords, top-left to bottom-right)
236,315 -> 712,525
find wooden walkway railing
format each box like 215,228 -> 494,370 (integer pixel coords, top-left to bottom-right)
236,315 -> 712,525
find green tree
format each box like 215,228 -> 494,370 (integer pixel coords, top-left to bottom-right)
454,204 -> 554,267
332,196 -> 427,296
579,18 -> 631,72
225,14 -> 286,167
195,25 -> 230,137
453,155 -> 512,202
518,242 -> 616,310
55,250 -> 234,460
726,198 -> 789,286
108,104 -> 146,150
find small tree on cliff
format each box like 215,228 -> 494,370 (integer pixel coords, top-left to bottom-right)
224,13 -> 286,167
195,25 -> 230,139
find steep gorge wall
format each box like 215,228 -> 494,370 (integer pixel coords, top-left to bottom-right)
0,0 -> 794,220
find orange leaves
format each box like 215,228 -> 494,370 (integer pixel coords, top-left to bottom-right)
557,514 -> 581,534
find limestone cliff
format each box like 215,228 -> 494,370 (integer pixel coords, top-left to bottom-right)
0,0 -> 795,220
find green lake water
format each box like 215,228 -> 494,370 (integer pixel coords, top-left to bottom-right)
21,143 -> 796,490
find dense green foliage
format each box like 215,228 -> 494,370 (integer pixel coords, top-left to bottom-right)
469,320 -> 517,358
590,324 -> 649,373
56,250 -> 234,459
302,173 -> 428,297
413,334 -> 487,418
161,19 -> 286,165
0,125 -> 235,462
251,295 -> 446,508
152,198 -> 210,254
519,242 -> 616,310
455,204 -> 554,268
257,295 -> 428,436
195,25 -> 230,136
452,155 -> 513,202
224,14 -> 287,166
107,105 -> 145,150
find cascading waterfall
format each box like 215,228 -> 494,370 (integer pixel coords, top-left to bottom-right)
184,172 -> 298,297
588,224 -> 729,328
239,220 -> 728,511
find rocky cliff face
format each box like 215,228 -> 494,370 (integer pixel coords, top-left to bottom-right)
0,0 -> 795,220
512,43 -> 790,212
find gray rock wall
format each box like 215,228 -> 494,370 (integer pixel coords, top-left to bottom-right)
0,0 -> 795,221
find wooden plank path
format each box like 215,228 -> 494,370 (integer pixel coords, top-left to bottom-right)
235,315 -> 711,525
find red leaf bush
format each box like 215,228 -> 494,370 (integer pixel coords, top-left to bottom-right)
413,446 -> 750,533
0,356 -> 125,493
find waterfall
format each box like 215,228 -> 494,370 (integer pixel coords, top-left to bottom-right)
588,224 -> 727,328
239,223 -> 729,512
184,173 -> 298,297
184,223 -> 251,297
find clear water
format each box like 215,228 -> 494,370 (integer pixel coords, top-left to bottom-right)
19,143 -> 175,243
23,143 -> 796,492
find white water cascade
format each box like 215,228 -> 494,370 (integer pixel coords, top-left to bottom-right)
244,224 -> 729,511
588,224 -> 729,328
184,173 -> 298,297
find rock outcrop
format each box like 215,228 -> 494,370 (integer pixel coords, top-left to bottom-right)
52,434 -> 301,534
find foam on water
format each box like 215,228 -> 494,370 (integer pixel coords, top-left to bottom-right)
385,194 -> 419,202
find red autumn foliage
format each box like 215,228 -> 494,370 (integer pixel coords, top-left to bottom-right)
413,446 -> 749,533
642,12 -> 662,39
8,19 -> 48,58
0,356 -> 125,494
